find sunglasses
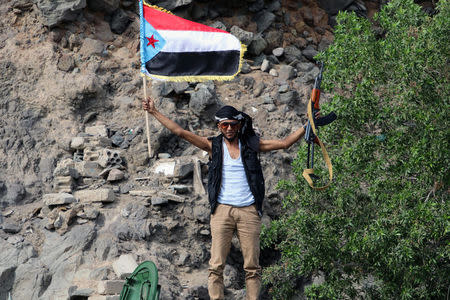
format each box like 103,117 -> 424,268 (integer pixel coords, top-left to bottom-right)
219,121 -> 240,130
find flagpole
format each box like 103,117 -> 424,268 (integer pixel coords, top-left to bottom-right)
143,76 -> 153,159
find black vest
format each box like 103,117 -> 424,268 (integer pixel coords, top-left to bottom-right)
207,135 -> 265,216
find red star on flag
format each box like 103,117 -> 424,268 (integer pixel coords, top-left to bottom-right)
146,35 -> 159,48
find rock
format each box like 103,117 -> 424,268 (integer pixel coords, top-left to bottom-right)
269,69 -> 278,77
70,137 -> 86,150
129,190 -> 157,197
209,21 -> 226,31
265,30 -> 283,53
85,124 -> 108,137
57,54 -> 75,72
54,176 -> 74,193
159,192 -> 185,203
263,95 -> 274,104
192,3 -> 208,19
1,182 -> 25,207
112,254 -> 138,279
296,66 -> 320,84
284,45 -> 302,63
151,0 -> 193,11
151,197 -> 168,206
68,287 -> 95,298
248,34 -> 267,56
187,286 -> 209,299
77,206 -> 99,220
152,81 -> 174,97
278,85 -> 289,93
74,161 -> 102,178
224,264 -> 239,288
254,11 -> 275,33
253,81 -> 265,97
230,26 -> 254,45
189,83 -> 221,120
279,91 -> 299,106
110,133 -> 124,147
53,159 -> 79,179
248,0 -> 264,12
172,82 -> 189,94
193,205 -> 209,223
278,65 -> 296,81
272,47 -> 284,57
7,235 -> 24,245
240,61 -> 252,74
2,222 -> 21,234
243,77 -> 255,90
260,59 -> 272,72
74,188 -> 115,203
110,9 -> 131,34
43,193 -> 76,206
303,47 -> 319,61
107,169 -> 124,182
267,0 -> 281,12
296,62 -> 315,73
97,280 -> 125,295
35,0 -> 86,27
87,0 -> 120,14
89,267 -> 114,280
79,38 -> 105,57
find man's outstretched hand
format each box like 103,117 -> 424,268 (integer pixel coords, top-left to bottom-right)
142,97 -> 156,114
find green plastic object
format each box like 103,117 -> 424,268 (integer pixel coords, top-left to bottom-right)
119,261 -> 160,300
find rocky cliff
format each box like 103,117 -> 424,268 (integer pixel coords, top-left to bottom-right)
0,0 -> 379,299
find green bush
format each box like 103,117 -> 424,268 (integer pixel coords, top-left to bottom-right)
261,0 -> 449,299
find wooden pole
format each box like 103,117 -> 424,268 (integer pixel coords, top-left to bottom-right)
143,76 -> 153,158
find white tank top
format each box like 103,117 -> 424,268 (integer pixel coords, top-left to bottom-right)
217,141 -> 255,207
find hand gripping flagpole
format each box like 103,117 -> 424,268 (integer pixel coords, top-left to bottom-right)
143,76 -> 153,159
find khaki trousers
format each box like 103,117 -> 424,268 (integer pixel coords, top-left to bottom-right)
208,204 -> 262,300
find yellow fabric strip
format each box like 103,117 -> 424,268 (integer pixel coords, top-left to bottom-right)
143,1 -> 174,15
302,95 -> 333,190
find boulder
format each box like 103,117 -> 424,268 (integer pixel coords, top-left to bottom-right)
74,188 -> 115,203
110,8 -> 131,34
230,26 -> 254,45
248,0 -> 264,12
107,169 -> 124,182
57,54 -> 75,72
265,30 -> 283,53
79,38 -> 105,57
87,0 -> 120,14
112,254 -> 138,279
189,83 -> 221,120
53,158 -> 79,178
272,47 -> 284,57
284,45 -> 302,63
248,34 -> 267,56
303,47 -> 319,61
43,193 -> 76,206
254,11 -> 275,33
260,59 -> 272,72
35,0 -> 86,27
278,65 -> 296,81
1,182 -> 25,207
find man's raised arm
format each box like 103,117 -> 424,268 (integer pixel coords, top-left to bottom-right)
259,126 -> 306,152
142,97 -> 212,153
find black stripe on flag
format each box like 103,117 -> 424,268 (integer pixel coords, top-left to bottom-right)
145,50 -> 241,76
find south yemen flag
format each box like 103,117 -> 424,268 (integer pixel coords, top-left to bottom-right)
139,0 -> 246,82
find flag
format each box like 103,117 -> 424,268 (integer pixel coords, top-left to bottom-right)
139,0 -> 246,82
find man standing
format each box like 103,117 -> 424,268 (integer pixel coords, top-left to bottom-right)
143,97 -> 316,299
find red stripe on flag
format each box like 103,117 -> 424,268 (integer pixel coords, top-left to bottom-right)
143,4 -> 227,33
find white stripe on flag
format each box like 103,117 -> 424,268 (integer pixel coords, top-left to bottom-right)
157,30 -> 241,53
